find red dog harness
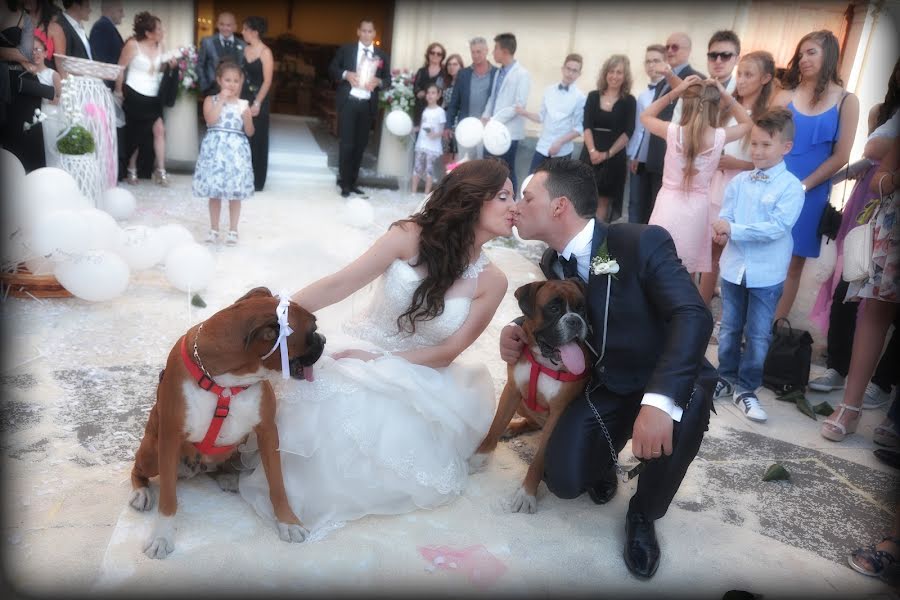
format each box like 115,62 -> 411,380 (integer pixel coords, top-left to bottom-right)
521,346 -> 588,413
180,336 -> 249,456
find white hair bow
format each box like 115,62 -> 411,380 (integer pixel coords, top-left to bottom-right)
261,290 -> 294,379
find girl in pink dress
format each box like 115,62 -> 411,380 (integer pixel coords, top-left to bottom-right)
640,75 -> 752,274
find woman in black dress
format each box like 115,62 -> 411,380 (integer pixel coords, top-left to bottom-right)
412,42 -> 445,126
241,16 -> 272,192
580,54 -> 636,222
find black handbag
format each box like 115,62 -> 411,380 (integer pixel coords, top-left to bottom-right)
158,64 -> 179,108
762,318 -> 813,394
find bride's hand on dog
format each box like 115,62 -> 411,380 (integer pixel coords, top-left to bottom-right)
331,348 -> 381,361
631,405 -> 673,460
500,323 -> 526,364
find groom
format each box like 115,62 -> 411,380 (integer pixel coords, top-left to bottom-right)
500,158 -> 716,579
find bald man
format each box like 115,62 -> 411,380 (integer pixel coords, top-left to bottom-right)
198,12 -> 245,97
641,32 -> 705,223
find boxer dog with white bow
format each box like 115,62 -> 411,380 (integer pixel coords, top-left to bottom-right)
470,279 -> 590,513
128,287 -> 325,559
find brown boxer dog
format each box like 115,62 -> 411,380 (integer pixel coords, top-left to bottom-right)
129,287 -> 325,559
470,279 -> 590,513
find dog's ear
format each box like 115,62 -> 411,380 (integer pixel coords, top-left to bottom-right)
245,315 -> 279,351
515,282 -> 544,318
235,287 -> 273,304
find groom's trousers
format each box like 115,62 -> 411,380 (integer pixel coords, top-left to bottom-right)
543,374 -> 713,521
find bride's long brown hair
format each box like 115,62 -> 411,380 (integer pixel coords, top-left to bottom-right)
393,158 -> 509,334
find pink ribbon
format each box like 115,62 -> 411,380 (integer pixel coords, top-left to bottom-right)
84,101 -> 117,188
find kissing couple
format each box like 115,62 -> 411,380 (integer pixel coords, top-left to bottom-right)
239,158 -> 716,579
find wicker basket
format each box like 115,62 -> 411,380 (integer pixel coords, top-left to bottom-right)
0,265 -> 73,298
55,54 -> 123,80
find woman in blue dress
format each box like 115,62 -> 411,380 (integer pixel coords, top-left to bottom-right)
772,30 -> 859,321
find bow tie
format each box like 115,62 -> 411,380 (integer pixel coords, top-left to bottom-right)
559,254 -> 578,279
363,47 -> 373,57
558,84 -> 569,92
749,169 -> 769,182
648,83 -> 658,89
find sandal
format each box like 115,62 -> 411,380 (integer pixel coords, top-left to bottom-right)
152,168 -> 170,187
126,167 -> 138,185
848,536 -> 900,577
820,403 -> 861,442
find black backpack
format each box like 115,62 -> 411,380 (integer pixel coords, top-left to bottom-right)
762,318 -> 813,394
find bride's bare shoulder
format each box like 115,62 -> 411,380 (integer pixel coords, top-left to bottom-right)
383,220 -> 422,259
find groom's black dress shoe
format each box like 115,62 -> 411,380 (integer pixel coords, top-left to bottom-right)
624,510 -> 660,579
350,187 -> 369,198
340,188 -> 351,198
586,478 -> 617,505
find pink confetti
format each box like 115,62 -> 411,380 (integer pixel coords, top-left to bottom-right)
417,544 -> 507,588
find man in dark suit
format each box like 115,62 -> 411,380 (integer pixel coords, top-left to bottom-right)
57,0 -> 93,78
501,158 -> 715,579
197,12 -> 245,97
444,36 -> 497,158
641,32 -> 705,223
328,18 -> 389,198
89,0 -> 124,78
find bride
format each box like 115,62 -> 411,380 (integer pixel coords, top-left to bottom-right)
239,159 -> 515,535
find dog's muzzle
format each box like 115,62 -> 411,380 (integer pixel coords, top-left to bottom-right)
289,332 -> 326,381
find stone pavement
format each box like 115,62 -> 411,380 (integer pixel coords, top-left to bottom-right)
1,119 -> 897,598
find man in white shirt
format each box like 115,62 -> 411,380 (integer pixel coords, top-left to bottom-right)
517,53 -> 586,174
501,158 -> 716,579
57,0 -> 93,78
626,44 -> 666,223
481,32 -> 530,195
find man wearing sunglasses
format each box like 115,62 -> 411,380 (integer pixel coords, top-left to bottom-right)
642,32 -> 705,222
670,30 -> 740,127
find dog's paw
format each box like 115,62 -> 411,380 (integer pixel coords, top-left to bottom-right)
144,536 -> 174,559
508,486 -> 537,514
143,515 -> 175,559
277,521 -> 310,543
128,487 -> 153,511
467,452 -> 490,474
214,472 -> 240,492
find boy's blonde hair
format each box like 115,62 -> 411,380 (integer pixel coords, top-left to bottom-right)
679,80 -> 721,189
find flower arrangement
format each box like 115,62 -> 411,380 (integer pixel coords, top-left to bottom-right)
590,240 -> 619,278
173,45 -> 200,97
24,77 -> 95,155
379,68 -> 415,118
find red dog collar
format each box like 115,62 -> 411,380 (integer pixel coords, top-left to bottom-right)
180,335 -> 249,456
522,345 -> 588,413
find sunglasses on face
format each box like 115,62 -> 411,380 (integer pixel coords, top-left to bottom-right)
666,44 -> 681,52
707,51 -> 736,62
429,50 -> 444,56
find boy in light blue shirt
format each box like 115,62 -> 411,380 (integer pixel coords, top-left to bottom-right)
711,108 -> 805,422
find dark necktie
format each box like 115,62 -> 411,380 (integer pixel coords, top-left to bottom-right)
364,47 -> 372,59
558,83 -> 569,91
648,83 -> 656,89
224,38 -> 233,50
559,254 -> 578,279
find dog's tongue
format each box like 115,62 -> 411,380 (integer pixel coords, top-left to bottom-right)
304,365 -> 314,382
558,342 -> 585,375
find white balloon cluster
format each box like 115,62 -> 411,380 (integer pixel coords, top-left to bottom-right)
2,150 -> 215,302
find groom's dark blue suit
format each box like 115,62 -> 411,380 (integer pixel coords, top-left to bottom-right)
540,219 -> 716,520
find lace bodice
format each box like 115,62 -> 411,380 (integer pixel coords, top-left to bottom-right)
343,253 -> 490,352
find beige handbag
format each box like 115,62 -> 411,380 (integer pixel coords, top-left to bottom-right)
842,174 -> 889,283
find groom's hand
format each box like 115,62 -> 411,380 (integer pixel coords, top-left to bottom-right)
499,323 -> 526,365
631,405 -> 673,460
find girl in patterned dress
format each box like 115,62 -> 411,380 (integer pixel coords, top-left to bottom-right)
193,60 -> 255,246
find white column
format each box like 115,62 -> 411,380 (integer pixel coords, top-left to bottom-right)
156,2 -> 199,163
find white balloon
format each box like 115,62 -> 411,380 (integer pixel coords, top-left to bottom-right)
1,151 -> 26,235
1,231 -> 31,266
164,243 -> 215,292
343,197 -> 375,228
1,148 -> 25,180
79,208 -> 121,251
20,169 -> 90,232
53,250 -> 130,302
24,256 -> 56,275
385,110 -> 413,137
156,224 -> 195,253
483,119 -> 512,156
101,187 -> 137,220
115,225 -> 166,270
454,117 -> 484,148
31,209 -> 91,259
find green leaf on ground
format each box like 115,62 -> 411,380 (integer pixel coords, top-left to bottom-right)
191,293 -> 207,308
762,463 -> 791,482
813,401 -> 835,417
776,389 -> 803,403
795,393 -> 817,420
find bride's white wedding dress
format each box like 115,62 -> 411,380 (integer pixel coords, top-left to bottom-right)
238,254 -> 496,534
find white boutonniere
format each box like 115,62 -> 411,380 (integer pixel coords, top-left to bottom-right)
236,43 -> 243,51
590,240 -> 619,279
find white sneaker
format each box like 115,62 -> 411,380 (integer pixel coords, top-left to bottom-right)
714,377 -> 733,401
809,368 -> 845,392
205,229 -> 219,244
225,230 -> 239,246
863,382 -> 892,410
734,390 -> 768,422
